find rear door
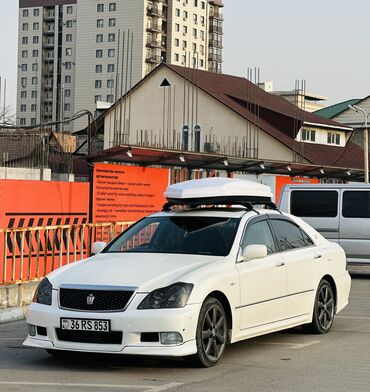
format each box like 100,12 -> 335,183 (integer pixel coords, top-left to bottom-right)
290,189 -> 340,243
340,190 -> 370,264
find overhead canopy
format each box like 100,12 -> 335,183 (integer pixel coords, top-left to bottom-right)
87,145 -> 365,181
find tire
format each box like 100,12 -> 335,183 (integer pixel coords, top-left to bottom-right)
185,297 -> 227,368
305,279 -> 335,334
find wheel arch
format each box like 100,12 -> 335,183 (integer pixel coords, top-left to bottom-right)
204,290 -> 233,342
321,274 -> 338,311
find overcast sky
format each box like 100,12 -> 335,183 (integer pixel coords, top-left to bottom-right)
1,0 -> 370,115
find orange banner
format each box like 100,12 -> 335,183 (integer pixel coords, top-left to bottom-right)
93,163 -> 169,223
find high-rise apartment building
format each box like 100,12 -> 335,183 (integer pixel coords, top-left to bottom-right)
17,0 -> 223,132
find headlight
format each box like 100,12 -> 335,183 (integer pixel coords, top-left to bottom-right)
33,277 -> 53,305
138,282 -> 194,309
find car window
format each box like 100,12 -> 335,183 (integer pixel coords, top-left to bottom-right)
291,190 -> 338,217
270,219 -> 311,252
241,220 -> 276,255
104,216 -> 240,257
342,191 -> 370,218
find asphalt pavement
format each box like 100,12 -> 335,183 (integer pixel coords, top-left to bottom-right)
0,266 -> 369,392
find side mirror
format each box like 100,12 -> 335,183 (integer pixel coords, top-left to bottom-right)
92,241 -> 107,255
242,244 -> 268,261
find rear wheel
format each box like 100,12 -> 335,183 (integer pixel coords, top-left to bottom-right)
185,297 -> 227,367
305,279 -> 335,334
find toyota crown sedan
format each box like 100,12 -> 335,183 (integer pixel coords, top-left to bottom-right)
24,178 -> 351,367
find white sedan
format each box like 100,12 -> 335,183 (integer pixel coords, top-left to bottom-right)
24,179 -> 351,367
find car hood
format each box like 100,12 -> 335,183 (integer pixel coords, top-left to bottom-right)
48,252 -> 223,292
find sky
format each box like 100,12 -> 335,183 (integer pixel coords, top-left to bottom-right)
1,0 -> 370,115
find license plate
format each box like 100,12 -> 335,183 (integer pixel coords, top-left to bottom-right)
60,318 -> 110,332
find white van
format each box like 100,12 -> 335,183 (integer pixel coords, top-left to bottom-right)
278,183 -> 370,265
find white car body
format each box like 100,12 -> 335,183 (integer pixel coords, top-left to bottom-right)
24,208 -> 351,359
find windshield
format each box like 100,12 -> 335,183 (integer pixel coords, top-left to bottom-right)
104,216 -> 240,257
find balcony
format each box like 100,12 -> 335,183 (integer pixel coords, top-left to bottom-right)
209,10 -> 224,20
145,54 -> 162,64
146,38 -> 161,48
147,5 -> 162,17
43,11 -> 55,20
44,25 -> 55,35
209,39 -> 223,49
146,23 -> 162,33
208,53 -> 222,62
209,25 -> 223,34
42,39 -> 54,48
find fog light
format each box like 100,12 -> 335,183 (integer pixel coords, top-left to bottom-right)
160,332 -> 183,345
28,324 -> 36,337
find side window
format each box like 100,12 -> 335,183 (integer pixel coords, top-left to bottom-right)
270,220 -> 311,252
242,220 -> 276,255
291,190 -> 338,217
343,191 -> 370,218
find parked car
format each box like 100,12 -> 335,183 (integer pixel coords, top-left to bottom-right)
278,183 -> 370,265
24,178 -> 351,367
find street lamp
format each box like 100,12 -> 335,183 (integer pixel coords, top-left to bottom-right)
348,105 -> 369,183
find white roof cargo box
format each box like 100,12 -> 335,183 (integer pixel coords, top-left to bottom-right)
164,177 -> 273,206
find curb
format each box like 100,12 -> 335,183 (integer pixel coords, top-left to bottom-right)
0,307 -> 27,324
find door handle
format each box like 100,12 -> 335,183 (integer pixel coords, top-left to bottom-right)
275,262 -> 285,267
314,254 -> 322,259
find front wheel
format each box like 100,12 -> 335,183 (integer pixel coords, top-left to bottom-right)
186,297 -> 227,367
305,279 -> 335,334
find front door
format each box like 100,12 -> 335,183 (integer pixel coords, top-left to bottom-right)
237,218 -> 286,331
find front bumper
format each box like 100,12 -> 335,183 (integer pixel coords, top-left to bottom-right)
24,291 -> 200,357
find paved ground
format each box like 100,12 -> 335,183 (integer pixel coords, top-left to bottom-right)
0,267 -> 369,392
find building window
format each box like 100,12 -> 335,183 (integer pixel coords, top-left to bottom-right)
107,79 -> 114,88
96,34 -> 103,43
23,10 -> 29,17
95,80 -> 102,88
200,16 -> 205,25
67,6 -> 73,14
65,89 -> 71,97
97,4 -> 104,12
200,30 -> 205,40
302,129 -> 316,142
64,103 -> 70,111
175,8 -> 180,17
174,53 -> 179,61
96,64 -> 102,73
33,36 -> 39,44
22,23 -> 28,31
31,104 -> 37,112
65,75 -> 71,83
31,118 -> 36,126
194,0 -> 198,6
109,3 -> 116,11
175,23 -> 180,32
192,43 -> 196,52
182,125 -> 189,150
327,132 -> 341,145
108,49 -> 115,57
66,20 -> 73,28
32,50 -> 39,57
109,18 -> 116,27
97,19 -> 104,28
96,49 -> 103,58
20,118 -> 26,126
201,1 -> 205,9
107,64 -> 115,72
64,62 -> 72,69
22,37 -> 28,44
200,59 -> 204,67
193,14 -> 198,23
33,22 -> 39,30
175,38 -> 179,47
32,77 -> 38,84
21,77 -> 27,87
20,104 -> 27,112
95,95 -> 101,103
21,91 -> 27,99
108,33 -> 115,42
31,91 -> 37,98
22,50 -> 28,58
34,8 -> 39,17
184,10 -> 188,19
66,34 -> 72,42
65,48 -> 72,56
32,63 -> 38,71
20,64 -> 27,71
183,25 -> 188,34
193,28 -> 197,38
107,94 -> 114,103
